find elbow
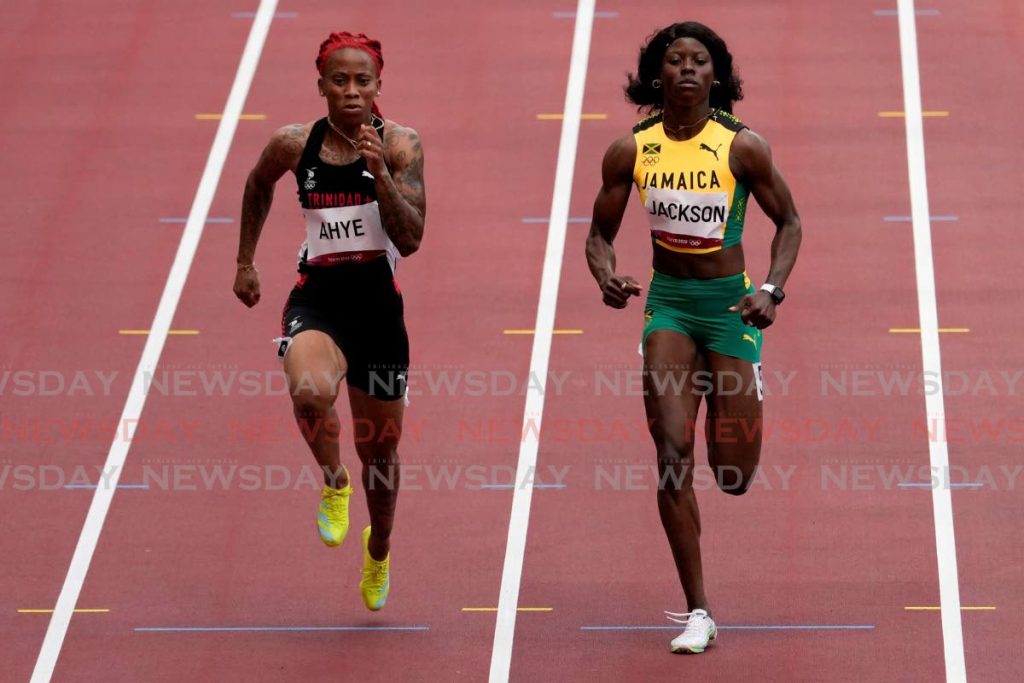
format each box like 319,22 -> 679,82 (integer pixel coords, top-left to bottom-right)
777,215 -> 802,240
788,219 -> 803,244
397,236 -> 421,257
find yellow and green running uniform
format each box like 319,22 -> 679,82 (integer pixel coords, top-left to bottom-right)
642,271 -> 762,363
633,110 -> 761,363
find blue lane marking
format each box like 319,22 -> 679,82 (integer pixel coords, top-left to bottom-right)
159,217 -> 234,224
897,482 -> 984,489
231,11 -> 298,18
581,624 -> 875,631
553,11 -> 619,18
64,484 -> 149,490
135,625 -> 429,632
873,9 -> 939,16
883,215 -> 958,222
522,217 -> 591,224
480,483 -> 567,489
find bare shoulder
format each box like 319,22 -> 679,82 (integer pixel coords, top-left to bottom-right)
732,127 -> 771,157
258,122 -> 313,175
606,133 -> 637,160
602,133 -> 637,181
383,120 -> 422,157
730,127 -> 773,181
382,119 -> 423,173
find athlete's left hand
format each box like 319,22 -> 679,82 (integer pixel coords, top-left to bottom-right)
730,291 -> 776,329
357,124 -> 387,177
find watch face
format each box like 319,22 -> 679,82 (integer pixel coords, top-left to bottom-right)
771,289 -> 785,304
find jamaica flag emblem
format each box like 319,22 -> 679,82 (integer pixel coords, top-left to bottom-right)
642,143 -> 661,155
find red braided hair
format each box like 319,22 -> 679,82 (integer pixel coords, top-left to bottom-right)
316,32 -> 384,117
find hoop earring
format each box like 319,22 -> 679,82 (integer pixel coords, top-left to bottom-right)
652,79 -> 662,89
712,80 -> 721,87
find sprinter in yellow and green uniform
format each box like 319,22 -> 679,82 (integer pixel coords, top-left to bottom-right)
585,22 -> 802,655
633,107 -> 762,363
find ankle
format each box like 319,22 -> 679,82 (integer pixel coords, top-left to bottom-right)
367,535 -> 390,561
322,465 -> 350,489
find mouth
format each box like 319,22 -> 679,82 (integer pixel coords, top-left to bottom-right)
677,80 -> 700,88
342,104 -> 363,111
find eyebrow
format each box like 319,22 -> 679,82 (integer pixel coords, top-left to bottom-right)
666,49 -> 709,57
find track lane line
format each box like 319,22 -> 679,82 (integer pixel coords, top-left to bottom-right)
487,1 -> 595,681
896,1 -> 966,680
29,2 -> 279,680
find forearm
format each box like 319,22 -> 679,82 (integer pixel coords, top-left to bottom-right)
375,171 -> 423,257
765,220 -> 802,287
586,231 -> 617,286
237,174 -> 274,264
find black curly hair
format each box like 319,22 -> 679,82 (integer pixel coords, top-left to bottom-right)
625,22 -> 743,114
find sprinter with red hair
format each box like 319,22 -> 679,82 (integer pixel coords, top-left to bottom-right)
233,31 -> 425,612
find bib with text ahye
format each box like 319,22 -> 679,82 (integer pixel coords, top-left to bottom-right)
294,117 -> 399,271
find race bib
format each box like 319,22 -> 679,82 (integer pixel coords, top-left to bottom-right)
303,202 -> 388,265
646,188 -> 728,250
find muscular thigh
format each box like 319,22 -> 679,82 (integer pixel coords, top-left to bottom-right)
704,350 -> 763,474
643,330 -> 705,461
284,330 -> 347,402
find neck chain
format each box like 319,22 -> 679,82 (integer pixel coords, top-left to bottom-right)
662,108 -> 717,136
326,116 -> 362,149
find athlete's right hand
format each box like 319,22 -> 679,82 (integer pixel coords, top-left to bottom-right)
233,266 -> 261,307
600,274 -> 643,309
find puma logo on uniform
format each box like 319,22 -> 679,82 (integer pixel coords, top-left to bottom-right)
700,143 -> 722,161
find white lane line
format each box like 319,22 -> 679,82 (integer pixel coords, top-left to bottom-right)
896,1 -> 966,681
487,1 -> 595,681
29,2 -> 279,680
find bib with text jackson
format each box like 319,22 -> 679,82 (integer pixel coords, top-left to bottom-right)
632,110 -> 749,254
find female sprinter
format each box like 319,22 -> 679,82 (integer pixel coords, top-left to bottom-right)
233,32 -> 424,612
585,22 -> 801,653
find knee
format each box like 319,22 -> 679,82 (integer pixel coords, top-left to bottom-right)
654,441 -> 696,493
715,465 -> 756,496
290,385 -> 334,417
652,430 -> 694,463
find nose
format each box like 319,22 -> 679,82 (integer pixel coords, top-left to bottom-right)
344,81 -> 360,97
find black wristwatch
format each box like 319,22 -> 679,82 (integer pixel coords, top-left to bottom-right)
760,283 -> 785,305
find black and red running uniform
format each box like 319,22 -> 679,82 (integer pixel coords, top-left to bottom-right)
277,116 -> 408,401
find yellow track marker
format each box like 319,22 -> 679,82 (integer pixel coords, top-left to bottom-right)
904,606 -> 995,611
461,607 -> 553,612
878,111 -> 949,118
18,609 -> 110,614
195,113 -> 267,121
119,330 -> 200,335
504,329 -> 583,335
536,113 -> 607,120
889,328 -> 969,334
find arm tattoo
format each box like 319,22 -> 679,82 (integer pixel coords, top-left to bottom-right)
375,125 -> 426,256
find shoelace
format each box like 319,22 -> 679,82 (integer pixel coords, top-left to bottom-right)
665,610 -> 708,636
321,488 -> 349,518
361,560 -> 388,587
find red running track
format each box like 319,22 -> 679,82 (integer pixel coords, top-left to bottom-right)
2,1 -> 1020,681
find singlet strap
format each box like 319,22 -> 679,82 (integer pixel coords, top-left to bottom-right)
299,118 -> 331,169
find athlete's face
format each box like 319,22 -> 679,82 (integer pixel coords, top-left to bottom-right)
659,37 -> 715,105
318,48 -> 381,124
